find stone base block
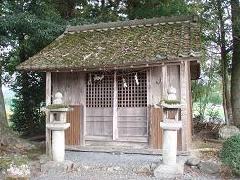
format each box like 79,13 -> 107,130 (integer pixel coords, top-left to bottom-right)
41,160 -> 75,174
153,164 -> 184,179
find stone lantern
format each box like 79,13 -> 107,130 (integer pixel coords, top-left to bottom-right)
46,92 -> 71,162
154,86 -> 183,178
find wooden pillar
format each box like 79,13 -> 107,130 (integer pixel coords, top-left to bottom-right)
80,73 -> 86,146
147,69 -> 151,137
80,104 -> 86,146
46,72 -> 51,156
162,64 -> 168,100
113,71 -> 118,140
180,61 -> 192,151
185,61 -> 192,149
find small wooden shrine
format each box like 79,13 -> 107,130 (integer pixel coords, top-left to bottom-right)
17,15 -> 201,153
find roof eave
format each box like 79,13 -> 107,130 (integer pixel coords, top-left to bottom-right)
66,15 -> 198,33
17,57 -> 200,72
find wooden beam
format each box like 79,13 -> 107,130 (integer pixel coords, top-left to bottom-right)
80,73 -> 86,146
80,104 -> 86,146
46,72 -> 51,156
113,71 -> 118,140
185,61 -> 192,150
180,62 -> 188,151
162,65 -> 168,100
46,72 -> 51,105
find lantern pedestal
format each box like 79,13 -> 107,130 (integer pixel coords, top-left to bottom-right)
46,123 -> 70,162
154,121 -> 183,178
154,99 -> 183,178
46,92 -> 71,162
160,121 -> 182,165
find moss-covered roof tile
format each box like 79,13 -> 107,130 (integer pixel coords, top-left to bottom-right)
17,15 -> 201,71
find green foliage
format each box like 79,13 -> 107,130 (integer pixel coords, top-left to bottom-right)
220,135 -> 240,175
0,155 -> 29,170
10,73 -> 46,135
192,51 -> 223,120
0,0 -> 196,136
1,0 -> 65,136
126,0 -> 191,19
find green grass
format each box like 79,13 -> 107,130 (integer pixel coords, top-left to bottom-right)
193,102 -> 225,122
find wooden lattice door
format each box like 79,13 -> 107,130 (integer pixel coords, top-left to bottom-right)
86,73 -> 114,140
85,71 -> 148,143
117,71 -> 148,142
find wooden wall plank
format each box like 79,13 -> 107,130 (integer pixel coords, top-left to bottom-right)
150,67 -> 162,105
65,105 -> 81,145
86,107 -> 113,137
51,72 -> 86,105
52,72 -> 86,146
118,107 -> 147,116
118,107 -> 148,140
149,107 -> 163,149
149,107 -> 182,150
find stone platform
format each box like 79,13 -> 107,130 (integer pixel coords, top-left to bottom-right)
39,151 -> 188,178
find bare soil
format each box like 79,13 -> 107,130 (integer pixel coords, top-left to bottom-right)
0,123 -> 237,179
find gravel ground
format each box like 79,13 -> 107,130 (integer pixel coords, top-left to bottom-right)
31,151 -> 221,180
66,151 -> 161,169
32,169 -> 157,180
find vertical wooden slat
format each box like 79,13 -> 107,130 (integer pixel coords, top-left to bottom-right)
113,71 -> 118,140
46,72 -> 51,156
65,105 -> 81,145
149,107 -> 182,150
149,107 -> 163,149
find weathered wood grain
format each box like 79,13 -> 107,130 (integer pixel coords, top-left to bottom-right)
51,72 -> 86,105
65,105 -> 81,145
45,72 -> 51,156
167,65 -> 180,100
149,107 -> 163,149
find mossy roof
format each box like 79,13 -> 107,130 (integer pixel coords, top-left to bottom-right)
17,15 -> 201,71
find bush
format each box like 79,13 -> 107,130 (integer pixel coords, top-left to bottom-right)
10,73 -> 46,137
220,135 -> 240,175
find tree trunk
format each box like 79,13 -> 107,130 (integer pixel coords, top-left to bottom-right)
0,64 -> 10,147
222,73 -> 232,124
231,0 -> 240,126
0,66 -> 8,129
0,86 -> 7,128
216,0 -> 232,124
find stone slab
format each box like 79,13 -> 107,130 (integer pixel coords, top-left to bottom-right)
198,161 -> 219,174
153,164 -> 184,179
41,160 -> 75,174
185,157 -> 200,166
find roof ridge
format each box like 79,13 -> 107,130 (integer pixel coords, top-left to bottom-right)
66,15 -> 198,33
